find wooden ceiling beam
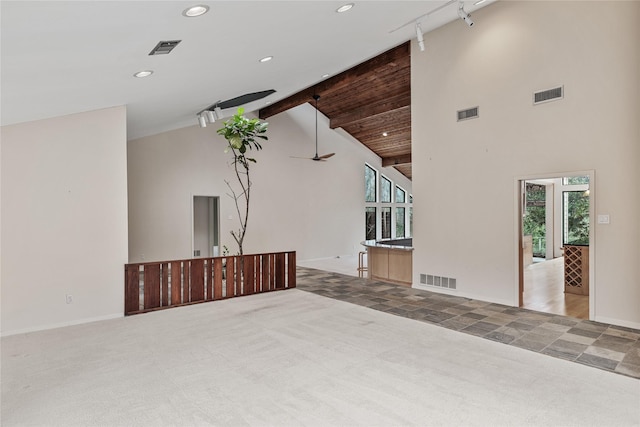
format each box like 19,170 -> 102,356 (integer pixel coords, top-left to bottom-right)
258,42 -> 410,119
329,93 -> 410,129
382,153 -> 412,167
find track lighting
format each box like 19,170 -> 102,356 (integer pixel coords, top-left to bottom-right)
205,110 -> 216,123
458,3 -> 474,27
415,22 -> 425,52
214,106 -> 223,120
197,114 -> 207,128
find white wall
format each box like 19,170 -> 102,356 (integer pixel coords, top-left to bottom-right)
411,1 -> 640,328
127,104 -> 412,263
1,106 -> 129,335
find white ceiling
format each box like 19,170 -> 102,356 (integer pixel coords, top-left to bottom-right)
1,1 -> 493,140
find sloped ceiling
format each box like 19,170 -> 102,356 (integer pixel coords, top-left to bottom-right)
260,43 -> 412,179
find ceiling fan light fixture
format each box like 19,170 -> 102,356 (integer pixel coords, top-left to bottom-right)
182,5 -> 209,17
336,3 -> 354,13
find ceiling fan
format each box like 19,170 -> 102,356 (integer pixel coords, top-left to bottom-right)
293,94 -> 335,161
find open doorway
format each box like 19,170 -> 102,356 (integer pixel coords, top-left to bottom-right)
192,196 -> 220,258
517,174 -> 592,319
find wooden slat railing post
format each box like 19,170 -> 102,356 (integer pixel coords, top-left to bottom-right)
213,258 -> 223,299
255,254 -> 262,293
191,259 -> 205,302
124,264 -> 140,315
161,262 -> 169,306
144,264 -> 161,310
171,261 -> 181,305
226,256 -> 235,298
243,256 -> 254,295
183,261 -> 190,303
287,251 -> 296,288
206,259 -> 213,301
275,253 -> 285,289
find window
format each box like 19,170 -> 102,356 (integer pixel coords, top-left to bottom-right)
365,165 -> 377,202
396,207 -> 405,238
381,207 -> 391,239
395,186 -> 406,203
365,207 -> 376,240
563,191 -> 589,245
408,207 -> 413,237
563,176 -> 590,185
364,164 -> 412,240
380,176 -> 391,203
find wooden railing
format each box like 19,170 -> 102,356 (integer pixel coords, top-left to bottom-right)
124,251 -> 296,316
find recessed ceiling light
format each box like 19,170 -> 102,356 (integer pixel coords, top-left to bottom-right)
182,5 -> 209,17
133,70 -> 153,78
259,56 -> 273,63
336,3 -> 354,13
474,0 -> 487,4
382,132 -> 388,137
265,101 -> 272,105
322,73 -> 330,78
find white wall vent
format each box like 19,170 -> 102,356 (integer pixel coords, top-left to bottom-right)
457,106 -> 479,122
422,274 -> 457,290
533,86 -> 563,105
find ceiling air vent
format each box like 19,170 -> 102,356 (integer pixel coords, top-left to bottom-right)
148,40 -> 182,56
457,106 -> 479,122
533,86 -> 563,105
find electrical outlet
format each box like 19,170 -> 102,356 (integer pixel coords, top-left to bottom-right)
65,294 -> 73,304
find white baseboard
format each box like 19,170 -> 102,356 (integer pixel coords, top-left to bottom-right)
593,315 -> 640,331
1,313 -> 124,337
412,283 -> 514,307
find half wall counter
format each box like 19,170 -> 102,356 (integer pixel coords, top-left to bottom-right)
361,238 -> 413,287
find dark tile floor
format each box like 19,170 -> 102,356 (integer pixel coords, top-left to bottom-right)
296,267 -> 640,379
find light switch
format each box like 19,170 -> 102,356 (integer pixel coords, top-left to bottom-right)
597,214 -> 610,224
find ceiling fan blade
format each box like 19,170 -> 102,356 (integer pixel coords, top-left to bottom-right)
217,89 -> 276,109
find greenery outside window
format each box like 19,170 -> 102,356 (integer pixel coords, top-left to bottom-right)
381,207 -> 391,239
563,190 -> 589,246
365,207 -> 376,240
395,186 -> 406,203
365,165 -> 377,202
396,207 -> 405,238
380,176 -> 391,203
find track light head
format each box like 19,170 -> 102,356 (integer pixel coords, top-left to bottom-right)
415,22 -> 425,52
214,106 -> 223,120
205,110 -> 216,123
197,114 -> 207,128
458,4 -> 474,27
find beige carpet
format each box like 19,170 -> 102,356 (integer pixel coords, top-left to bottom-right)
2,289 -> 639,426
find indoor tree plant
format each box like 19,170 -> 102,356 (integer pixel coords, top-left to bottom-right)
217,108 -> 268,256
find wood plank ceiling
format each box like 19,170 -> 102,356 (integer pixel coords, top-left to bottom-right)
259,42 -> 412,179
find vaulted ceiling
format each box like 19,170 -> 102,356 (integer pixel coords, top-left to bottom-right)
259,42 -> 412,179
1,1 -> 494,161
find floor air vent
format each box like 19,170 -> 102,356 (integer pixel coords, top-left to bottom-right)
457,106 -> 479,122
421,274 -> 457,290
533,86 -> 563,105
